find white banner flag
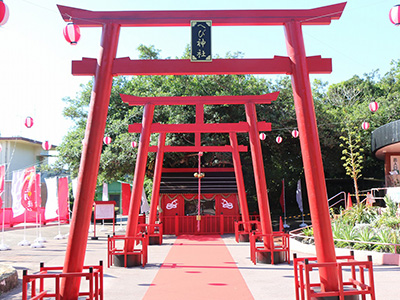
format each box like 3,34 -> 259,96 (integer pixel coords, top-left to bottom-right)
45,177 -> 58,220
296,179 -> 303,213
140,187 -> 150,214
71,178 -> 78,200
12,169 -> 25,217
102,182 -> 109,201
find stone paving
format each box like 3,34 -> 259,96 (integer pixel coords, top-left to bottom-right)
0,223 -> 399,299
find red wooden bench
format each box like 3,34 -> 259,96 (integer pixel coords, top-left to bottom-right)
250,231 -> 290,265
293,252 -> 376,300
107,234 -> 148,268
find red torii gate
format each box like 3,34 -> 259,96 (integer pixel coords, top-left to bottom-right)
120,92 -> 279,239
58,3 -> 346,299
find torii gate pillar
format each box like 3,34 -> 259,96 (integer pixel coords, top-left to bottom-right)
60,23 -> 121,299
285,20 -> 338,291
57,3 -> 348,298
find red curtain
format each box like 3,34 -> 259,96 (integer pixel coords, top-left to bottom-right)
161,194 -> 184,216
215,194 -> 239,215
121,183 -> 131,215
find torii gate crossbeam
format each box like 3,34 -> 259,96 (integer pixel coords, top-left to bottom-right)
58,3 -> 346,299
121,92 -> 278,246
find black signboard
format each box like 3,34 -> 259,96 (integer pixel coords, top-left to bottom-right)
191,20 -> 212,62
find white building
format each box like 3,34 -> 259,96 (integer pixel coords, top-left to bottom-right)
0,137 -> 53,206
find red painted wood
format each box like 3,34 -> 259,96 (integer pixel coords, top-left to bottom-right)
284,20 -> 338,291
57,3 -> 347,296
128,121 -> 271,133
149,133 -> 166,233
72,57 -> 332,76
229,132 -> 250,230
60,23 -> 121,300
121,92 -> 279,105
245,102 -> 273,240
125,103 -> 155,249
162,167 -> 235,173
57,3 -> 345,27
147,145 -> 248,153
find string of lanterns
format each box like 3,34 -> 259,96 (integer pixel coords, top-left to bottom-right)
259,129 -> 298,144
39,9 -> 389,148
103,136 -> 138,148
361,100 -> 379,131
24,117 -> 52,151
259,99 -> 379,143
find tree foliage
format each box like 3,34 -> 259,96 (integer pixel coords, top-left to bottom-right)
54,44 -> 400,214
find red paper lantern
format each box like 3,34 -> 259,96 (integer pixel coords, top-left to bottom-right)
276,136 -> 283,144
63,22 -> 81,45
390,5 -> 400,25
131,141 -> 138,148
42,141 -> 52,151
25,116 -> 34,128
361,121 -> 370,130
369,101 -> 379,112
0,1 -> 9,26
291,129 -> 299,138
103,136 -> 112,145
259,133 -> 266,140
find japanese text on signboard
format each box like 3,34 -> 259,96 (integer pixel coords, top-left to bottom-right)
191,20 -> 212,62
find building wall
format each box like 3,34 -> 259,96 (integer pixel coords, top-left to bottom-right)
0,138 -> 50,207
0,139 -> 46,180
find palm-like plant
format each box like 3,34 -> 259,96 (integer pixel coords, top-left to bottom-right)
353,227 -> 376,251
374,228 -> 397,253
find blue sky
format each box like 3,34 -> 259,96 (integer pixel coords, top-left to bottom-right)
0,0 -> 397,145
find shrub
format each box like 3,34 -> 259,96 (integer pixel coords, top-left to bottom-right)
374,228 -> 397,253
383,195 -> 398,218
353,227 -> 376,251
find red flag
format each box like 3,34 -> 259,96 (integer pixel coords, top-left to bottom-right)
58,177 -> 69,220
279,216 -> 284,232
21,167 -> 37,212
121,183 -> 131,215
0,165 -> 5,208
35,173 -> 42,208
279,179 -> 285,213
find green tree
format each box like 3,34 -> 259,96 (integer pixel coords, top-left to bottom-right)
56,47 -> 400,215
55,45 -> 302,212
340,126 -> 364,203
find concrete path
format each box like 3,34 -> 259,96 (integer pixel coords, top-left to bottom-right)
0,223 -> 399,299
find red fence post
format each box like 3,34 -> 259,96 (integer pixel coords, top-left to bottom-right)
284,20 -> 338,291
175,215 -> 179,236
220,214 -> 224,235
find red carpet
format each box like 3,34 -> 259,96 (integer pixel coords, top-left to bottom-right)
143,235 -> 254,300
